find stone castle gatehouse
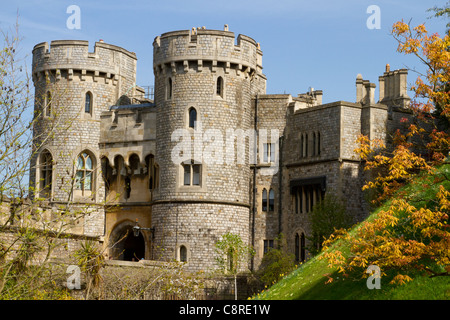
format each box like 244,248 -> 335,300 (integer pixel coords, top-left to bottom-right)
29,26 -> 411,272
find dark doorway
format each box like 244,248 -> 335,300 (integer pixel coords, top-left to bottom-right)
123,229 -> 145,261
112,225 -> 146,261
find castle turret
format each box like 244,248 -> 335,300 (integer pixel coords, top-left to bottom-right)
30,40 -> 138,237
151,26 -> 266,271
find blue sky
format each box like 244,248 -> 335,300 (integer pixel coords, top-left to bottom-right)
0,0 -> 447,103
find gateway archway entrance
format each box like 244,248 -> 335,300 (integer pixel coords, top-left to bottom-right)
110,222 -> 146,261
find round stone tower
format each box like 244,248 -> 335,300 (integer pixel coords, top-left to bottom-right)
152,27 -> 266,272
30,40 -> 138,237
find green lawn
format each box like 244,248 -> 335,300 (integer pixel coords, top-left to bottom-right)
254,162 -> 450,300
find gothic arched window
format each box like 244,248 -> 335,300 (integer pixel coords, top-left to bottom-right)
76,152 -> 94,192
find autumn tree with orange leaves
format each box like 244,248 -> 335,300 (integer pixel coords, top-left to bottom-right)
320,18 -> 450,285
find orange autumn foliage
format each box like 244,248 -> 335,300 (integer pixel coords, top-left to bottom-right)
320,21 -> 450,285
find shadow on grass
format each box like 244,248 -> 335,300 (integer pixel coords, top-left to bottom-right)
295,268 -> 450,300
294,270 -> 384,300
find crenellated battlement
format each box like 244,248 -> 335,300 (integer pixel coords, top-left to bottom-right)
153,26 -> 263,77
32,40 -> 137,85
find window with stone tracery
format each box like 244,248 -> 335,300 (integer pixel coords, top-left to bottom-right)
183,159 -> 201,186
75,152 -> 94,193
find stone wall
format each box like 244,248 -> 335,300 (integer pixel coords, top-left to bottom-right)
250,94 -> 290,267
151,202 -> 250,273
0,197 -> 102,265
280,98 -> 371,258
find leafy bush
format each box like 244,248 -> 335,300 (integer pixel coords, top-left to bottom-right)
256,234 -> 296,287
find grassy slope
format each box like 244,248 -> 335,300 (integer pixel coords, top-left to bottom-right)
255,163 -> 450,300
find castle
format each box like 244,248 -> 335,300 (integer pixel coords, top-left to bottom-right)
29,26 -> 411,272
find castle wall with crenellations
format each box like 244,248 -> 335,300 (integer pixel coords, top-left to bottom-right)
23,27 -> 415,275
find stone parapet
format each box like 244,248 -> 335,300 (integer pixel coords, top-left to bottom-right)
32,40 -> 137,101
153,27 -> 263,79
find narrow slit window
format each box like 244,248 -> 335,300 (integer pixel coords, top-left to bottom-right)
188,107 -> 197,129
168,77 -> 172,99
85,92 -> 92,114
262,188 -> 267,212
317,131 -> 321,156
180,245 -> 187,262
300,134 -> 303,158
294,191 -> 298,214
305,187 -> 310,213
313,132 -> 316,156
46,92 -> 52,117
305,134 -> 309,157
216,76 -> 223,97
299,187 -> 303,213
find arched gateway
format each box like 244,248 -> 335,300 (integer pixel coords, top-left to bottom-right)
109,221 -> 146,261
